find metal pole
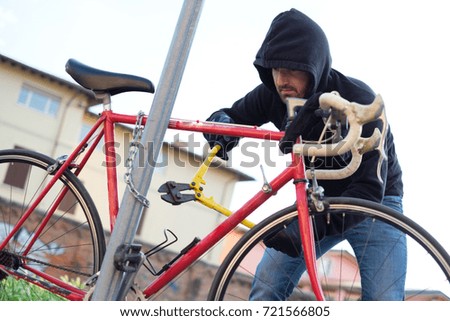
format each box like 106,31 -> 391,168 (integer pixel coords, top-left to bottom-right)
91,0 -> 204,300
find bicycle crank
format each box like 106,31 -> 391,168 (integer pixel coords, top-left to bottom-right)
83,272 -> 146,301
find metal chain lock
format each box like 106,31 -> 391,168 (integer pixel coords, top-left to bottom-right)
124,111 -> 150,207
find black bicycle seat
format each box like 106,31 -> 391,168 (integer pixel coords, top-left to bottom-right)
65,58 -> 155,96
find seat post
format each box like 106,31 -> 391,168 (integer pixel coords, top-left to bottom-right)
95,92 -> 112,111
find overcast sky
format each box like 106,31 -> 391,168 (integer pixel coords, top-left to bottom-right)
1,0 -> 449,249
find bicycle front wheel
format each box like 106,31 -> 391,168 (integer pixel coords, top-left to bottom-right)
208,197 -> 450,301
0,149 -> 106,300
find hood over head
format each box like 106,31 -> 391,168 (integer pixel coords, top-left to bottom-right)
254,9 -> 332,98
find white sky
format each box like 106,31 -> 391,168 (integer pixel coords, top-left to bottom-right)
1,0 -> 449,251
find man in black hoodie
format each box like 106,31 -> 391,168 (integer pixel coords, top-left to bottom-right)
204,9 -> 405,300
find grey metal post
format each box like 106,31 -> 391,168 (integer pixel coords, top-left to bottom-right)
91,0 -> 204,300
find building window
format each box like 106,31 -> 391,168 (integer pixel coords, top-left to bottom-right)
3,146 -> 76,215
4,161 -> 77,215
17,85 -> 61,117
79,122 -> 103,151
3,146 -> 29,189
3,160 -> 30,189
57,188 -> 78,215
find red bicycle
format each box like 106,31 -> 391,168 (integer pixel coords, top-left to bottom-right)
0,59 -> 449,300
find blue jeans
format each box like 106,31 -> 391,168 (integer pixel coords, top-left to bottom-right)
249,196 -> 406,300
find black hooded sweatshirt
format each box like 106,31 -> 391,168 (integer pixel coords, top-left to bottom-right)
209,8 -> 403,204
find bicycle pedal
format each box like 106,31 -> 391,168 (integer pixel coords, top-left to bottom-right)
113,243 -> 144,273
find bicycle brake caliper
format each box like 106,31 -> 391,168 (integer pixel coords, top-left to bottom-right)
308,168 -> 325,212
47,155 -> 69,174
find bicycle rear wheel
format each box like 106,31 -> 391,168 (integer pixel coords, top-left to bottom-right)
208,197 -> 450,301
0,149 -> 106,300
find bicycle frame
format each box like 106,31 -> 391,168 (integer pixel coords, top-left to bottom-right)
0,108 -> 325,300
116,112 -> 324,299
150,121 -> 324,299
115,112 -> 324,300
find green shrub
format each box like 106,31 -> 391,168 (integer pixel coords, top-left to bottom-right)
0,277 -> 65,301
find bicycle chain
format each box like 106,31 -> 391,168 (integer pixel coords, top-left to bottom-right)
1,250 -> 92,277
124,111 -> 150,207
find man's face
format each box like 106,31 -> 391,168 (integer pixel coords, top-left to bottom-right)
272,68 -> 310,103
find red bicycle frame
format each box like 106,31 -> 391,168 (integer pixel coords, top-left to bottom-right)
110,114 -> 323,299
1,109 -> 324,300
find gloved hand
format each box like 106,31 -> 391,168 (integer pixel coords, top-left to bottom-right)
263,216 -> 327,258
204,111 -> 240,160
263,219 -> 302,257
264,209 -> 368,258
279,92 -> 323,154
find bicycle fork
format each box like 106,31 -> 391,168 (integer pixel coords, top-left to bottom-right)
291,152 -> 326,301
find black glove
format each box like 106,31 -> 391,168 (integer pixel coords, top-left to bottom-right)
203,111 -> 240,160
263,219 -> 302,257
279,92 -> 323,154
264,206 -> 371,258
263,216 -> 327,258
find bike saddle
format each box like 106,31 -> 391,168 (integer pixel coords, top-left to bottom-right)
65,58 -> 155,96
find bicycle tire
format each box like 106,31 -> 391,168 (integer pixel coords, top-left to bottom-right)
208,197 -> 450,301
0,149 -> 106,299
